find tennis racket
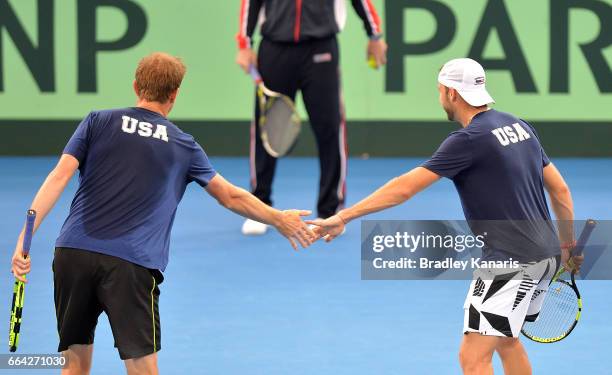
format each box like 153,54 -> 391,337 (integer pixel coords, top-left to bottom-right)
521,219 -> 596,343
249,65 -> 301,158
9,209 -> 36,352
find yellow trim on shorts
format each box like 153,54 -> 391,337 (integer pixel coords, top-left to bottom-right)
151,276 -> 156,352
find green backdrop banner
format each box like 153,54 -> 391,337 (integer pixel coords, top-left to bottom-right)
0,0 -> 610,121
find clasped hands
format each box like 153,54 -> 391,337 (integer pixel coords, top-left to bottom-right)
276,210 -> 346,250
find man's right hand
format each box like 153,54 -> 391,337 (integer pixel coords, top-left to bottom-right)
11,247 -> 30,283
236,48 -> 257,73
275,210 -> 316,250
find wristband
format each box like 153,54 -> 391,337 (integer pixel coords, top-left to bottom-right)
561,240 -> 576,250
236,34 -> 251,50
369,33 -> 383,41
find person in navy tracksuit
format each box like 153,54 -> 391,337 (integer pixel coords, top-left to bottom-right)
235,0 -> 388,235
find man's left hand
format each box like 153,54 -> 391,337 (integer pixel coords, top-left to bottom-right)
307,215 -> 346,242
367,39 -> 388,68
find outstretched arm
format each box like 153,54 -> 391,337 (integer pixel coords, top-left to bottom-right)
205,174 -> 314,249
309,167 -> 440,240
12,154 -> 79,281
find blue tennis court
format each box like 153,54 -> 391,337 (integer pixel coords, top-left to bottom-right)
1,156 -> 610,374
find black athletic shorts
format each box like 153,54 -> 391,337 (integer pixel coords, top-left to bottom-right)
53,247 -> 163,360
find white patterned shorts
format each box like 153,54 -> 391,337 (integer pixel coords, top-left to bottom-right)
463,256 -> 559,337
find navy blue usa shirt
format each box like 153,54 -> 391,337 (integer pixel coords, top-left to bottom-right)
422,109 -> 558,262
56,108 -> 216,271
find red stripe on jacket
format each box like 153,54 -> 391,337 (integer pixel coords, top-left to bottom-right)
294,0 -> 303,42
363,0 -> 382,35
236,0 -> 250,49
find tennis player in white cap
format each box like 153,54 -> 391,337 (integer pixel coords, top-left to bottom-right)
437,57 -> 495,111
310,58 -> 580,374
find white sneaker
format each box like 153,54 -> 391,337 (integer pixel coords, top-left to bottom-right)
241,219 -> 268,235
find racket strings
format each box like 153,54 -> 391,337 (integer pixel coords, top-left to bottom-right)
522,280 -> 578,339
261,97 -> 300,156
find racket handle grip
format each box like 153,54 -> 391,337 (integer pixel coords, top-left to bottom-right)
248,65 -> 262,84
572,219 -> 596,256
22,210 -> 36,257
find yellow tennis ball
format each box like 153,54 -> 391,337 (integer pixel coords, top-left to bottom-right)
368,56 -> 378,69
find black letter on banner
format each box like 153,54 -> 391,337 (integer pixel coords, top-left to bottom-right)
386,0 -> 456,92
78,0 -> 147,92
468,0 -> 537,93
551,0 -> 612,93
0,0 -> 54,92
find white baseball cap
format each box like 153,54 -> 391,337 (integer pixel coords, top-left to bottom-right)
438,58 -> 495,107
